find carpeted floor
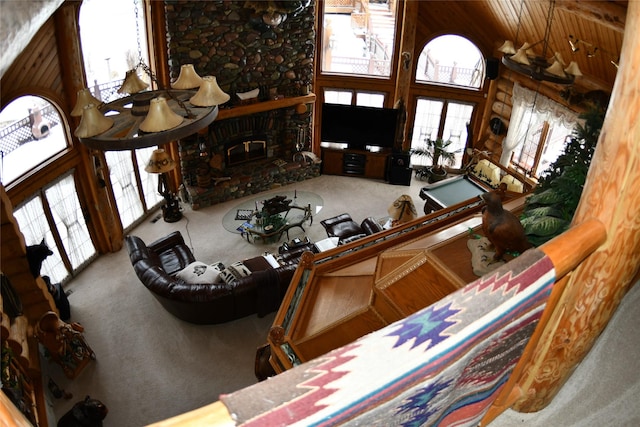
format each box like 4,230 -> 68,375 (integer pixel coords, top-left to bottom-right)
43,174 -> 640,427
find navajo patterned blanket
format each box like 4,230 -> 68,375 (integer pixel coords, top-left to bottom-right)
221,249 -> 555,426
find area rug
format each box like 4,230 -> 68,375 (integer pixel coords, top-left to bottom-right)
222,190 -> 324,234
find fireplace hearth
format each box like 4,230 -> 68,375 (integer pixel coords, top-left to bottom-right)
226,139 -> 267,167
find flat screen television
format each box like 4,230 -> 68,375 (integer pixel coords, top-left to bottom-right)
321,103 -> 399,151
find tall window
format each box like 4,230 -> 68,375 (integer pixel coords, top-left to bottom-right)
80,0 -> 161,231
14,173 -> 97,284
410,99 -> 474,168
104,147 -> 163,230
0,96 -> 68,185
417,35 -> 485,89
501,83 -> 578,178
79,0 -> 149,99
321,0 -> 398,77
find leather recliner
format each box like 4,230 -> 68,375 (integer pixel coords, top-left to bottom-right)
125,231 -> 297,324
320,213 -> 384,245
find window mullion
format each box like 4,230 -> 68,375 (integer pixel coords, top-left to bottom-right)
39,189 -> 73,276
437,102 -> 448,139
532,122 -> 551,177
131,150 -> 148,212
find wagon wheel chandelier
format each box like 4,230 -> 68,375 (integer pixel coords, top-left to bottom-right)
498,0 -> 582,85
72,0 -> 229,151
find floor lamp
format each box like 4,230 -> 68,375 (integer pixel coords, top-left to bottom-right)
145,148 -> 182,223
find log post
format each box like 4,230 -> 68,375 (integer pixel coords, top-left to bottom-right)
511,0 -> 640,412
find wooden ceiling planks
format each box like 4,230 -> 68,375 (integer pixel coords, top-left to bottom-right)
414,0 -> 626,92
1,17 -> 64,105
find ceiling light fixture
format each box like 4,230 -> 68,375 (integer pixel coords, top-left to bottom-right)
73,0 -> 228,151
568,35 -> 619,68
244,0 -> 311,27
498,0 -> 581,85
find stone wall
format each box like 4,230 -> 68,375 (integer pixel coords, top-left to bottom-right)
165,0 -> 318,207
164,0 -> 315,99
179,103 -> 318,210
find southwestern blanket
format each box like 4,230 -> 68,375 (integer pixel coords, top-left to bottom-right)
221,249 -> 555,426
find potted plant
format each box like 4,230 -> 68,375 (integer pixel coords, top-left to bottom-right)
411,138 -> 456,183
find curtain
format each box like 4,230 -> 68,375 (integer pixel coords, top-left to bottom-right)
500,83 -> 578,166
105,150 -> 144,229
14,193 -> 67,282
45,173 -> 96,270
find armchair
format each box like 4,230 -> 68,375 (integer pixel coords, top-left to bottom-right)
320,213 -> 383,245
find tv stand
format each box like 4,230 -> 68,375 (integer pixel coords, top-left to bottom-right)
321,146 -> 390,179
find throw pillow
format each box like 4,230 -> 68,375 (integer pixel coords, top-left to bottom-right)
176,261 -> 224,285
219,261 -> 252,285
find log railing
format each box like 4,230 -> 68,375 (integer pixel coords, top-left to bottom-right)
145,218 -> 607,427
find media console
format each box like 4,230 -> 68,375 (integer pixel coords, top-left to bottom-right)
320,146 -> 390,179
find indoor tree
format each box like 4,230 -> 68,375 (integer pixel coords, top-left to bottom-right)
519,105 -> 604,246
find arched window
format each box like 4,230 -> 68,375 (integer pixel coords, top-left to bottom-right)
416,35 -> 484,89
0,96 -> 68,184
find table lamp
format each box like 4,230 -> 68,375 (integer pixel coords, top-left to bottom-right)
145,148 -> 182,223
388,194 -> 417,226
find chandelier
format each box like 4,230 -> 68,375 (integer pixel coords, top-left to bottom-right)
498,0 -> 582,85
72,0 -> 229,151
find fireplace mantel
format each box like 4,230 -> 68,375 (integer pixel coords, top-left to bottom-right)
178,93 -> 318,209
217,93 -> 316,121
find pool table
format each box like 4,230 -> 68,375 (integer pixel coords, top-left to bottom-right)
419,175 -> 490,214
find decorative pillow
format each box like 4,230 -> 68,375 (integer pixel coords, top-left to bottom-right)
176,261 -> 224,285
500,175 -> 524,193
219,261 -> 252,285
472,159 -> 501,188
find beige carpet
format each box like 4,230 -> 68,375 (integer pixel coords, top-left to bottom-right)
45,175 -> 426,426
43,174 -> 640,426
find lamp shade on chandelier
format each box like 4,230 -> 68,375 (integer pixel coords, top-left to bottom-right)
190,76 -> 231,107
171,64 -> 204,90
74,104 -> 114,138
498,0 -> 582,85
139,97 -> 184,133
71,88 -> 103,117
118,69 -> 149,94
74,62 -> 228,151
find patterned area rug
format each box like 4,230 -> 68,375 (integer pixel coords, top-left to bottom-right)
222,190 -> 324,234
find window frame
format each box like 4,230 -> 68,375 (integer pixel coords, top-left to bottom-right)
319,0 -> 401,80
409,97 -> 476,169
415,34 -> 487,90
510,120 -> 574,179
0,96 -> 73,187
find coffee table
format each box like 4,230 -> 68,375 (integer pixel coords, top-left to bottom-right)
240,197 -> 313,243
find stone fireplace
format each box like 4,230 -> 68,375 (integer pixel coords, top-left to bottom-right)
178,99 -> 320,210
225,138 -> 268,167
165,1 -> 318,210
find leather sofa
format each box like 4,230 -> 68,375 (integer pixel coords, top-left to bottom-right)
125,231 -> 297,324
320,213 -> 384,245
